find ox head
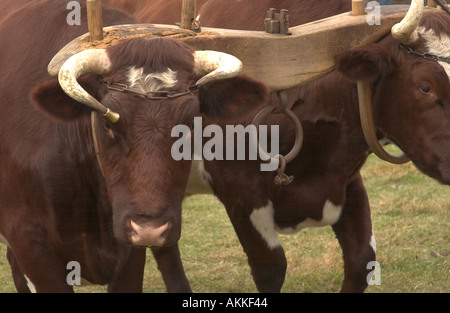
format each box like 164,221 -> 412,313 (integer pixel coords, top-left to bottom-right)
335,1 -> 450,184
32,37 -> 242,247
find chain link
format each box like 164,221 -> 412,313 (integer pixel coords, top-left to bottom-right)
400,44 -> 450,64
100,78 -> 199,100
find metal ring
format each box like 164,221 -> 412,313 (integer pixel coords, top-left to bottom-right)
252,104 -> 303,165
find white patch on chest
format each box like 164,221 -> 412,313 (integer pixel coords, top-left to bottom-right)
276,200 -> 343,234
185,160 -> 214,195
249,201 -> 281,249
418,26 -> 450,79
250,200 -> 343,250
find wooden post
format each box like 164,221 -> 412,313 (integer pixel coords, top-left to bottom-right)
181,0 -> 197,30
87,0 -> 103,41
352,0 -> 365,16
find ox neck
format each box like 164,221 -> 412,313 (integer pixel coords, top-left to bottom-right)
289,73 -> 373,156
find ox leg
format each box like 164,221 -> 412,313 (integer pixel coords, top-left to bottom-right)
226,205 -> 287,293
4,223 -> 74,292
107,247 -> 146,293
151,244 -> 192,292
6,247 -> 31,293
332,174 -> 376,293
6,244 -> 74,292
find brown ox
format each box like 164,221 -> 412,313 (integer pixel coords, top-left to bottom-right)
191,5 -> 450,292
94,0 -> 450,292
0,0 -> 248,292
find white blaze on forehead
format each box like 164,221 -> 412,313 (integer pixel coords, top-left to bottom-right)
418,26 -> 450,78
249,201 -> 281,249
127,67 -> 178,94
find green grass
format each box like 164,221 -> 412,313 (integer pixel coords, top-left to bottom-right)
0,148 -> 449,292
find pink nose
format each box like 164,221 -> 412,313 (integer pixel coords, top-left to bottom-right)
128,219 -> 170,247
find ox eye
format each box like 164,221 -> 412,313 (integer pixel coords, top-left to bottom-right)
419,85 -> 432,94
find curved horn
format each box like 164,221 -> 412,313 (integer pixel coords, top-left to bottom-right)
194,51 -> 243,86
58,49 -> 120,122
391,0 -> 424,45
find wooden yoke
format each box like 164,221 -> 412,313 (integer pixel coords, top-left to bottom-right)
48,5 -> 439,91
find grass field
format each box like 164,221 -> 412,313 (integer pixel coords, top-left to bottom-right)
0,148 -> 448,293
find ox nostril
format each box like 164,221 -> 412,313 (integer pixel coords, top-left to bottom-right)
127,216 -> 171,247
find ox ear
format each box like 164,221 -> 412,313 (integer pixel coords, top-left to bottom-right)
31,75 -> 103,121
199,76 -> 269,121
334,44 -> 395,82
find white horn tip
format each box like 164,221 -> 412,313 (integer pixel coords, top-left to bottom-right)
194,51 -> 243,85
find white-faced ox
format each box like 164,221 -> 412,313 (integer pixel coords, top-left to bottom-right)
0,0 -> 246,292
185,3 -> 450,292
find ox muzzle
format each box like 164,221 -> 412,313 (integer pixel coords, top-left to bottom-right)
121,210 -> 181,247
